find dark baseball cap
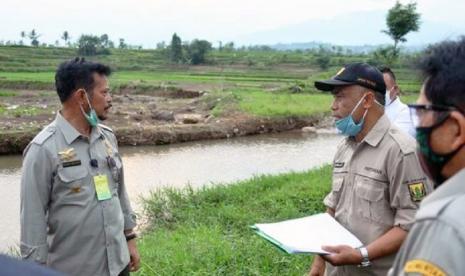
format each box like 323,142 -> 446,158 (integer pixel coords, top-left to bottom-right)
314,62 -> 386,94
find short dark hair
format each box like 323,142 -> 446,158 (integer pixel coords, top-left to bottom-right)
379,66 -> 396,81
418,37 -> 465,112
55,57 -> 111,103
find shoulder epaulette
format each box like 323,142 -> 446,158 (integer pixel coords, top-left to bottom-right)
389,127 -> 415,155
31,125 -> 56,145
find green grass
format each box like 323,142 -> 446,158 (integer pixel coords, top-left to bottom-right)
0,90 -> 17,97
0,70 -> 305,87
0,46 -> 422,119
136,165 -> 332,275
233,89 -> 332,117
401,93 -> 420,105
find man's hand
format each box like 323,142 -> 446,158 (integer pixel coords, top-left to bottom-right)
320,245 -> 362,266
308,255 -> 326,276
127,239 -> 140,272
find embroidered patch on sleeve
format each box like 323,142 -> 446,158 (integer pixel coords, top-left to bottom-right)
404,259 -> 446,276
408,182 -> 426,202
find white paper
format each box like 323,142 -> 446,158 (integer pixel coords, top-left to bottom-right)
253,213 -> 363,254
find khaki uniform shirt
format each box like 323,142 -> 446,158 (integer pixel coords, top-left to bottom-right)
20,112 -> 137,276
389,169 -> 465,276
324,115 -> 432,276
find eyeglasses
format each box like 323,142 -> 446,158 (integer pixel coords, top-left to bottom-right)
408,104 -> 462,128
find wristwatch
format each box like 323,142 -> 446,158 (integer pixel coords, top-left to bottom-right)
358,247 -> 371,267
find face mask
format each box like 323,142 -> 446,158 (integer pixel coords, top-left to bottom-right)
335,95 -> 368,136
385,89 -> 393,106
416,117 -> 463,186
79,91 -> 99,127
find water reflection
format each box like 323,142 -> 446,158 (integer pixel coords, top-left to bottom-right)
0,131 -> 341,252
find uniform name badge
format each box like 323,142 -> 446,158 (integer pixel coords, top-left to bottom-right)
94,174 -> 112,201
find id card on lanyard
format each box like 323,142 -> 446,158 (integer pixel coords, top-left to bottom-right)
93,136 -> 114,201
94,174 -> 111,201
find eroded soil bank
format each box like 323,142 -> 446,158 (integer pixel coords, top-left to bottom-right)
0,87 -> 328,154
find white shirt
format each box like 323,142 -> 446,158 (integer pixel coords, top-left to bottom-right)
385,97 -> 416,138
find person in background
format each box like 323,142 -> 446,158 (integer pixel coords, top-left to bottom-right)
380,66 -> 416,138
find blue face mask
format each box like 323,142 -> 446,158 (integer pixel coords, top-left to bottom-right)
335,95 -> 368,136
79,91 -> 99,127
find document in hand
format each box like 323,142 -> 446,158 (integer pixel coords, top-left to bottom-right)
251,213 -> 363,254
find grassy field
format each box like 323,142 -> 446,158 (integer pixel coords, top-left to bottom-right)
136,165 -> 332,275
232,89 -> 332,117
0,46 -> 423,128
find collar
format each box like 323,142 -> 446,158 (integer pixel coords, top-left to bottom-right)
56,111 -> 103,145
390,97 -> 399,106
388,97 -> 406,108
56,111 -> 82,145
362,114 -> 391,147
422,169 -> 465,206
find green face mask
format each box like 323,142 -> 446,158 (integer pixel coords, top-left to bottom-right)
416,117 -> 462,186
80,91 -> 99,127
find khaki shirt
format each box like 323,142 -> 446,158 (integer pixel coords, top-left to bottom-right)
389,169 -> 465,276
20,112 -> 137,276
324,115 -> 432,276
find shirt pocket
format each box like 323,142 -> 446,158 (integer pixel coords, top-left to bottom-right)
332,176 -> 344,199
56,165 -> 89,205
355,175 -> 392,225
325,175 -> 345,209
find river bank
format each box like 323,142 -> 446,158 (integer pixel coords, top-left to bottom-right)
0,85 -> 333,154
0,114 -> 330,154
136,165 -> 332,275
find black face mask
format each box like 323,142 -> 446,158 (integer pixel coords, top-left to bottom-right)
416,116 -> 463,187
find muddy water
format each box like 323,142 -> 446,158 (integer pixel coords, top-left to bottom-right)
0,131 -> 341,252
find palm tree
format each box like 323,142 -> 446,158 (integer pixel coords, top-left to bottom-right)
61,31 -> 70,46
28,29 -> 40,47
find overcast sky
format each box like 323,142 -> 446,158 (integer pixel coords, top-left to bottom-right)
1,0 -> 464,48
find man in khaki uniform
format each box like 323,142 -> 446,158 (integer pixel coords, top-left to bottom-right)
308,63 -> 432,276
389,38 -> 465,276
20,58 -> 140,276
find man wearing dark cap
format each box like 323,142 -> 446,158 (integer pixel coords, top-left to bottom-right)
389,38 -> 465,276
308,63 -> 432,276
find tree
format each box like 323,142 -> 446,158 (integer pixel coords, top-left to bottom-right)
118,38 -> 127,49
187,39 -> 212,65
223,41 -> 235,52
100,34 -> 111,48
61,31 -> 70,46
368,46 -> 397,67
28,29 -> 40,47
19,31 -> 26,45
156,41 -> 166,50
169,33 -> 183,63
382,1 -> 420,55
77,34 -> 110,56
315,46 -> 331,70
